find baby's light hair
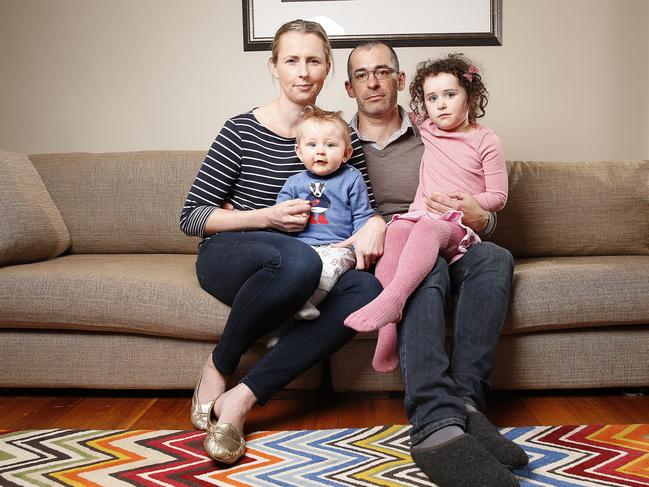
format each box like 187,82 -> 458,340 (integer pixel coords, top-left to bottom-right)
296,106 -> 352,150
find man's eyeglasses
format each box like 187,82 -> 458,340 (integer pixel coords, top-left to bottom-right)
352,68 -> 397,83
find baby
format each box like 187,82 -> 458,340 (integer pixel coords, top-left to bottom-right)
267,106 -> 374,346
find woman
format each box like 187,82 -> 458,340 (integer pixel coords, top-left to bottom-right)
179,19 -> 385,464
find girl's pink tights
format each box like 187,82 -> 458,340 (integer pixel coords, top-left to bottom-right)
344,217 -> 465,371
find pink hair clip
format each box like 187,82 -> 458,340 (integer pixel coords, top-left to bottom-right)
463,65 -> 480,83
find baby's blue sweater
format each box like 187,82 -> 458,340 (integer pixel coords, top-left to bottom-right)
276,166 -> 374,246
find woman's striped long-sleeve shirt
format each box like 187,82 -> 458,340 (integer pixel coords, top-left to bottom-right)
179,111 -> 376,238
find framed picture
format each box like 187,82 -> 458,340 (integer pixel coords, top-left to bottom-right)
242,0 -> 502,51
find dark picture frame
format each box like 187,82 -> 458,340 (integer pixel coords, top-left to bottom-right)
242,0 -> 502,51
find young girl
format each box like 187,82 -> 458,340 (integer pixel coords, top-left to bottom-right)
345,54 -> 508,372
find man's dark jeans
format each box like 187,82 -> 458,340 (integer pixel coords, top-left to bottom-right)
398,242 -> 514,445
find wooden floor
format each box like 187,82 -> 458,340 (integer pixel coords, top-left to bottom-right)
2,388 -> 649,432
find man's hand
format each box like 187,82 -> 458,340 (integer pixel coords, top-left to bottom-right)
332,215 -> 386,270
425,191 -> 488,233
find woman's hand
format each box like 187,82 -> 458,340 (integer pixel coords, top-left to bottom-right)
203,199 -> 311,235
264,199 -> 312,232
425,191 -> 488,233
333,215 -> 386,270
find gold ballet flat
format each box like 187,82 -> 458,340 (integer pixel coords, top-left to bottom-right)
203,403 -> 246,464
191,368 -> 212,431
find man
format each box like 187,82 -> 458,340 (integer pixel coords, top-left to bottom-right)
345,41 -> 527,487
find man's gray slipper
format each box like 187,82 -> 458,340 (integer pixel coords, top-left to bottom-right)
410,433 -> 519,487
466,410 -> 529,469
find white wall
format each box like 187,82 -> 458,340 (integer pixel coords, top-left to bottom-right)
1,0 -> 647,161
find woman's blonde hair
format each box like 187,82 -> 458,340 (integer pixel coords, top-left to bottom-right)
270,19 -> 333,69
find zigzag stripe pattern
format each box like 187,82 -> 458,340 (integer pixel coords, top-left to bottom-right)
1,425 -> 648,486
504,424 -> 649,486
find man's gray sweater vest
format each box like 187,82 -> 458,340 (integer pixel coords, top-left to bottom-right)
361,126 -> 424,222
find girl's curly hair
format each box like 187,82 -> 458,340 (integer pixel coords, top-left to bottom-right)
409,53 -> 489,123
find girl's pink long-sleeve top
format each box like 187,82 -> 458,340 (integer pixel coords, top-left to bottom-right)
411,119 -> 508,213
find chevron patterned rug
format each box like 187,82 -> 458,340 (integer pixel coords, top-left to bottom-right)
1,424 -> 648,486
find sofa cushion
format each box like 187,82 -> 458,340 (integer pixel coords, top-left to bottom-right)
504,255 -> 649,334
0,254 -> 229,339
0,151 -> 71,267
331,325 -> 649,392
29,151 -> 205,254
0,330 -> 323,390
492,160 -> 649,257
346,255 -> 649,341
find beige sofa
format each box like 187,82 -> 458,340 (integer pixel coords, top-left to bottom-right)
1,150 -> 648,393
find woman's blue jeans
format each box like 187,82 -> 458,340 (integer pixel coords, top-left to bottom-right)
398,242 -> 514,445
195,230 -> 382,404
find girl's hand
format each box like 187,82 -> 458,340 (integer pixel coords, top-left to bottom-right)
333,215 -> 386,270
425,191 -> 488,233
264,199 -> 312,232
